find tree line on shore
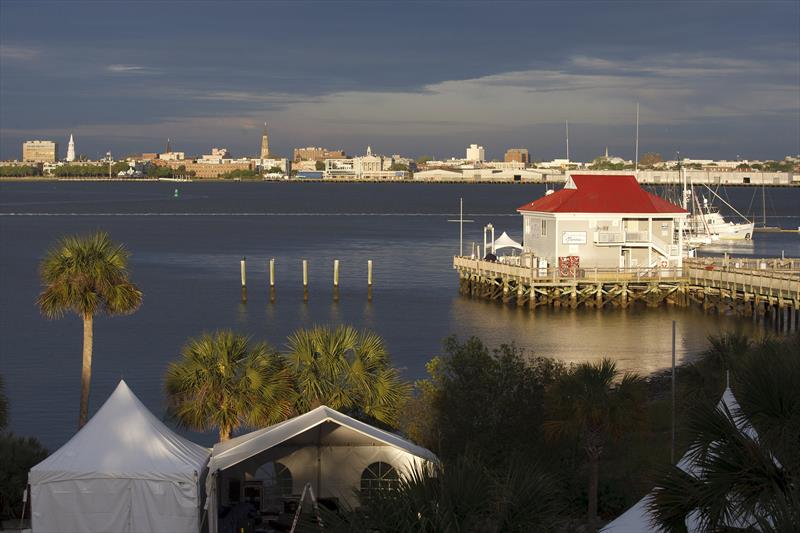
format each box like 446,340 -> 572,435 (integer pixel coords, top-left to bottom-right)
1,231 -> 797,531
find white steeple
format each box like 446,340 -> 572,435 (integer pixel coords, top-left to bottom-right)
66,134 -> 76,162
366,145 -> 372,156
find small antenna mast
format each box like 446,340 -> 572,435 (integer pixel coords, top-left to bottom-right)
565,120 -> 570,162
635,102 -> 640,172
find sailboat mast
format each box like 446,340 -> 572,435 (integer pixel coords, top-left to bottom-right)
762,185 -> 766,227
565,120 -> 570,162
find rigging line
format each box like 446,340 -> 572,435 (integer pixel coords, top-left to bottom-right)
745,188 -> 757,219
701,184 -> 751,222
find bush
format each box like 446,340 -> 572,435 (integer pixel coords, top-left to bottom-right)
0,434 -> 48,520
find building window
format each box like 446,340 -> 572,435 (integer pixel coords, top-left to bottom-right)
541,219 -> 548,237
360,462 -> 399,499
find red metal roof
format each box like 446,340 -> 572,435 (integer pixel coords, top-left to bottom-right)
518,175 -> 687,214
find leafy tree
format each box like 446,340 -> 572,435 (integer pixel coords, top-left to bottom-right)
220,169 -> 260,179
0,434 -> 48,520
639,152 -> 663,167
544,358 -> 647,530
37,232 -> 142,428
415,155 -> 433,165
0,165 -> 40,177
736,162 -> 751,170
649,335 -> 800,532
285,325 -> 410,427
165,330 -> 294,441
389,162 -> 409,171
315,160 -> 325,171
404,336 -> 565,462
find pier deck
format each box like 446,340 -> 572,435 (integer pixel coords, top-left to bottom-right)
453,256 -> 799,329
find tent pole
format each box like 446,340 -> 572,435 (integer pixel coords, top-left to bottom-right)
20,486 -> 28,530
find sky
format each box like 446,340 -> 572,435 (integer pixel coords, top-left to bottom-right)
1,0 -> 798,161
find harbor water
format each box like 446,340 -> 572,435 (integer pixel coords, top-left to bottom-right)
1,181 -> 798,448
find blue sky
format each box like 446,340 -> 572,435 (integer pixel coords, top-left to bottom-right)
1,1 -> 798,161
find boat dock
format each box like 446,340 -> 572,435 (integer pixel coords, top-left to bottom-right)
453,256 -> 799,330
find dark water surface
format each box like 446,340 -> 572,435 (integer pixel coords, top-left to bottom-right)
1,182 -> 798,448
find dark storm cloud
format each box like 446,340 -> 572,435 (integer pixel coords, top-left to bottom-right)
0,1 -> 797,160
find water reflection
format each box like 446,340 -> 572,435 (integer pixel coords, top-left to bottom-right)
448,296 -> 764,375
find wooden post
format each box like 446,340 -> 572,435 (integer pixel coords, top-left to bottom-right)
240,257 -> 247,302
367,259 -> 373,301
269,258 -> 275,303
333,259 -> 340,302
303,259 -> 309,302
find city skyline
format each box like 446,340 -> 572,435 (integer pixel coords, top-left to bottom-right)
1,1 -> 798,161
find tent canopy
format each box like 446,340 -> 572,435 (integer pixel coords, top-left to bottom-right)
30,380 -> 209,485
493,231 -> 523,251
208,405 -> 437,477
601,386 -> 758,533
29,380 -> 210,533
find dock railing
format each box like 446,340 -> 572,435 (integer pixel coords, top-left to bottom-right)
454,255 -> 799,300
453,256 -> 685,283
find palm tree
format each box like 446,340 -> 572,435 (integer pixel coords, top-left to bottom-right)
544,358 -> 647,530
165,330 -> 294,441
322,454 -> 563,532
649,335 -> 800,532
285,325 -> 410,427
37,232 -> 142,428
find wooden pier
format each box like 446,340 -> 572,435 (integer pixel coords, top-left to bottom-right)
454,256 -> 800,330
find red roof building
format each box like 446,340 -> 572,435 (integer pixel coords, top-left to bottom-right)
518,174 -> 686,214
516,174 -> 687,270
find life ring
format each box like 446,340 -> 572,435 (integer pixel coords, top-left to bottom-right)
660,260 -> 668,268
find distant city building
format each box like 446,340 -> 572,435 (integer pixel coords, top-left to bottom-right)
140,153 -> 159,160
23,140 -> 58,163
200,148 -> 232,163
324,157 -> 355,178
293,146 -> 346,162
257,157 -> 291,175
260,123 -> 270,159
487,160 -> 527,170
66,134 -> 76,162
504,148 -> 529,164
466,144 -> 485,162
159,151 -> 185,161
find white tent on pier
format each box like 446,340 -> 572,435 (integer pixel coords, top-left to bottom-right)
28,380 -> 210,533
493,231 -> 523,251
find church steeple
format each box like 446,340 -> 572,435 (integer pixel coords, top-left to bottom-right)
260,122 -> 270,159
66,134 -> 75,162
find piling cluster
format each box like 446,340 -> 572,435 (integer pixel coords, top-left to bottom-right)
239,257 -> 373,303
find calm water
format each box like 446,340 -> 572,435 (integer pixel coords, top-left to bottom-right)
1,182 -> 798,449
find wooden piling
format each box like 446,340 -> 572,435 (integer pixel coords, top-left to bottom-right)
303,259 -> 309,302
367,259 -> 373,301
269,258 -> 275,303
333,259 -> 340,302
240,257 -> 247,302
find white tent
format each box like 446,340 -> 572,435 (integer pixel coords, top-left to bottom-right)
205,405 -> 438,533
493,231 -> 523,251
29,380 -> 210,533
601,386 -> 758,533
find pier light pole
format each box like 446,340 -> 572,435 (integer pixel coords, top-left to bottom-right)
671,320 -> 677,463
447,198 -> 473,257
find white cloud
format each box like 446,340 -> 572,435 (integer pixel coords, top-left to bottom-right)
0,45 -> 39,61
106,64 -> 159,75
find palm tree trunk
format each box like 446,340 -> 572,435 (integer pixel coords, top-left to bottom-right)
219,426 -> 230,442
79,313 -> 93,428
588,451 -> 599,530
